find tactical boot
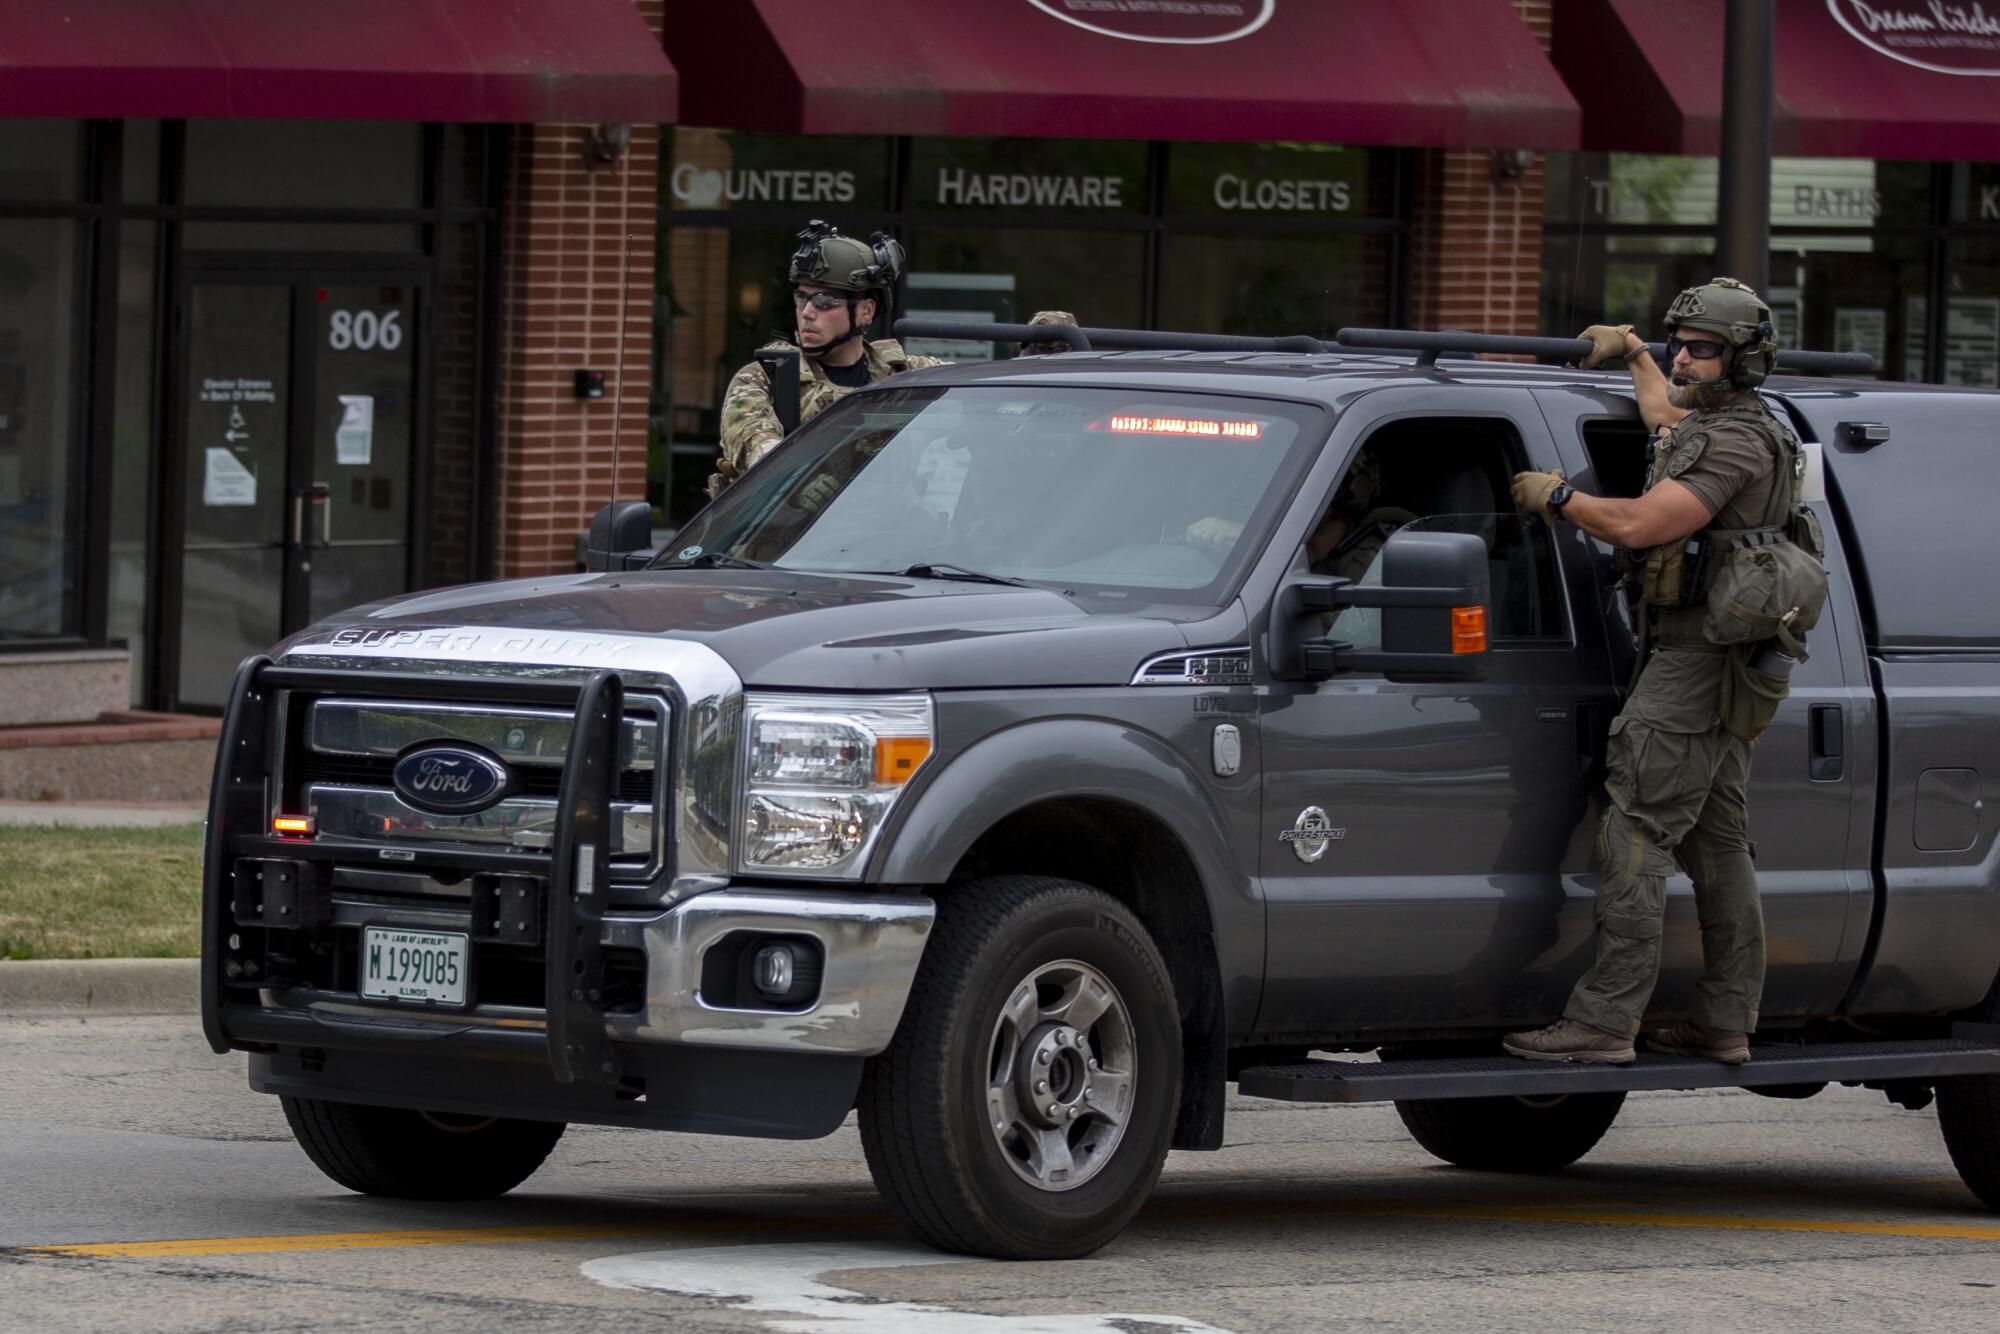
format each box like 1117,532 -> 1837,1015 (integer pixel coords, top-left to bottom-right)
1644,1021 -> 1751,1064
1502,1019 -> 1635,1064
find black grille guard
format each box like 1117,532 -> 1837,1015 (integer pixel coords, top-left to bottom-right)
200,658 -> 635,1088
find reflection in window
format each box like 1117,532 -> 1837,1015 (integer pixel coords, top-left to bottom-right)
0,219 -> 78,640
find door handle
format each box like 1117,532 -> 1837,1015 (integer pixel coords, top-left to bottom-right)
300,482 -> 332,550
1809,703 -> 1844,782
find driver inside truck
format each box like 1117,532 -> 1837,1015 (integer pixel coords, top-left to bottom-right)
1186,445 -> 1415,590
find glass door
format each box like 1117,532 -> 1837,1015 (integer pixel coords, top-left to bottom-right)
172,272 -> 421,709
177,280 -> 293,709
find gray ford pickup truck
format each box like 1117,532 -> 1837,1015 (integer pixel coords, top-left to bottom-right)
202,322 -> 2000,1260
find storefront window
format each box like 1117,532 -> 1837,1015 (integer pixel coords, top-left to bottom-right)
0,219 -> 79,640
904,227 -> 1144,357
1168,142 -> 1393,220
667,128 -> 891,215
1939,237 -> 2000,387
1544,153 -> 1930,229
1949,164 -> 2000,225
184,121 -> 422,251
0,120 -> 78,200
122,120 -> 160,204
1165,232 -> 1392,338
1770,234 -> 1930,381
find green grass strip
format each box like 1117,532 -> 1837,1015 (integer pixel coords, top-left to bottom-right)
0,824 -> 204,960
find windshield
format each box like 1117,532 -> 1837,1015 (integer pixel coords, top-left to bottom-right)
657,386 -> 1324,603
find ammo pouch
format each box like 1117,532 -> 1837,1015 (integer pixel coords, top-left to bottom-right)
1698,526 -> 1826,654
1719,640 -> 1793,741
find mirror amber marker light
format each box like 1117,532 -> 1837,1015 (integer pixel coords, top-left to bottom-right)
1451,606 -> 1487,654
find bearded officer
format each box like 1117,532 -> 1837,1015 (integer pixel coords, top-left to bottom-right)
709,220 -> 1075,498
1504,277 -> 1790,1067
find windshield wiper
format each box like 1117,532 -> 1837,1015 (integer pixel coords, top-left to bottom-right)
887,562 -> 1034,587
662,550 -> 772,570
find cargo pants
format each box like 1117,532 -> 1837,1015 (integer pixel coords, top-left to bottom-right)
1563,625 -> 1766,1039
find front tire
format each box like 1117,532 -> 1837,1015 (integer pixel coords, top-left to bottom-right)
1937,1076 -> 2000,1209
1395,1091 -> 1625,1172
281,1097 -> 565,1199
858,875 -> 1181,1259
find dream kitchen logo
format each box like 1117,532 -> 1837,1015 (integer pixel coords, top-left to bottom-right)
1829,0 -> 2000,75
1027,0 -> 1274,44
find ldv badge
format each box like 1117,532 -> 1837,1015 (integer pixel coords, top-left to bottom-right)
1279,806 -> 1345,863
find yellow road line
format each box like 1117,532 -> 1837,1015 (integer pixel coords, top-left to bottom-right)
28,1188 -> 1998,1259
26,1212 -> 881,1259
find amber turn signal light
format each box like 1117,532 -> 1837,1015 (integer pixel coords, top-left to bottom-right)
1451,606 -> 1487,654
272,815 -> 316,837
874,736 -> 933,785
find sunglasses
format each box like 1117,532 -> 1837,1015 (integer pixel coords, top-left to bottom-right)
793,290 -> 849,312
1666,335 -> 1726,361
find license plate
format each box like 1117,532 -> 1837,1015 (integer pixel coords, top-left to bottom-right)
361,927 -> 468,1005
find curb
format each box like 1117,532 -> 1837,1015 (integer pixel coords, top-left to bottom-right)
0,958 -> 198,1017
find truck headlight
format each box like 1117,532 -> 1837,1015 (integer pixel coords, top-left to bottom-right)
739,693 -> 933,876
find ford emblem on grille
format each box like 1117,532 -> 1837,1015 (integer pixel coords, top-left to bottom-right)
392,744 -> 511,815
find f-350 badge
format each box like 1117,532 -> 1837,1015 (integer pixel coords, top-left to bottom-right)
1280,806 -> 1345,863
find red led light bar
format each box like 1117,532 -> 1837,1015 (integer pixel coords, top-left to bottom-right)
1105,415 -> 1261,438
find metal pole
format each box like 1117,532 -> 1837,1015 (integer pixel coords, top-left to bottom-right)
1716,0 -> 1774,293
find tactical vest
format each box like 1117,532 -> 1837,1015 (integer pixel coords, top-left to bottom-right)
1631,396 -> 1827,656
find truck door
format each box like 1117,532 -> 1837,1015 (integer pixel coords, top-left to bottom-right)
1256,389 -> 1614,1036
1538,387 -> 1870,1019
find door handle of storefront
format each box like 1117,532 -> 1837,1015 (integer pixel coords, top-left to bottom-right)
293,482 -> 332,550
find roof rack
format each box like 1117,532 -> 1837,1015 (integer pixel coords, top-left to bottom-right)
892,319 -> 1878,376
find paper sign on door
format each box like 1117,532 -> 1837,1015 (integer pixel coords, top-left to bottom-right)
336,394 -> 374,465
203,448 -> 257,506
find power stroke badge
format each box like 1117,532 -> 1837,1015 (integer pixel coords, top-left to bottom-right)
1279,806 -> 1345,863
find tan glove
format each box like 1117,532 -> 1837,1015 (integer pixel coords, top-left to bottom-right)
1576,324 -> 1635,370
796,474 -> 840,513
1510,469 -> 1566,524
1018,310 -> 1079,356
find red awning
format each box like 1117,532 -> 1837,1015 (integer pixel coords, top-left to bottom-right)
0,0 -> 678,122
664,0 -> 1578,149
1553,0 -> 2000,160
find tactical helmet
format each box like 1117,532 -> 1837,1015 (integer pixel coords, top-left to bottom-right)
788,220 -> 905,300
1665,276 -> 1778,389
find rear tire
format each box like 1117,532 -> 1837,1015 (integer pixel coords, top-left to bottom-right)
281,1096 -> 564,1199
858,875 -> 1181,1259
1395,1091 -> 1625,1172
1937,1076 -> 2000,1210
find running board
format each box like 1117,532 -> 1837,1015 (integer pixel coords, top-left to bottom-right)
1236,1036 -> 2000,1104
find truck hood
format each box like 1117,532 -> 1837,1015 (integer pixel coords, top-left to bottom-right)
283,570 -> 1202,689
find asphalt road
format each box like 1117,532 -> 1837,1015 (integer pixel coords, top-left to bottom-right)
6,1015 -> 2000,1332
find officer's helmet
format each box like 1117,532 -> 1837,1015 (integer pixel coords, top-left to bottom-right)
1665,276 -> 1778,388
788,220 -> 906,304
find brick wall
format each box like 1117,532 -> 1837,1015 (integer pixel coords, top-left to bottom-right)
1405,0 -> 1553,345
492,0 -> 664,577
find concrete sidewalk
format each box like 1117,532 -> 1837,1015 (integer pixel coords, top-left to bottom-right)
0,800 -> 205,827
0,958 -> 197,1016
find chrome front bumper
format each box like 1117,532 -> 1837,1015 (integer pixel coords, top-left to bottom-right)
606,887 -> 934,1055
256,886 -> 934,1059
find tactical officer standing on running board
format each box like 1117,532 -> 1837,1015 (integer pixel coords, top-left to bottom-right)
1503,277 -> 1828,1068
709,220 -> 1075,498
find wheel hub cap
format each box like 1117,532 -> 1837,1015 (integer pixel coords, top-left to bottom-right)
984,959 -> 1137,1193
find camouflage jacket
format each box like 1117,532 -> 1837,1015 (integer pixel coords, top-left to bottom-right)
709,339 -> 945,498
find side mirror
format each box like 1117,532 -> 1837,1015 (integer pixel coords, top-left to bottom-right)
584,500 -> 655,572
1270,529 -> 1491,682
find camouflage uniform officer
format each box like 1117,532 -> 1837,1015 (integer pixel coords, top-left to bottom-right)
709,220 -> 1075,498
1505,278 -> 1786,1066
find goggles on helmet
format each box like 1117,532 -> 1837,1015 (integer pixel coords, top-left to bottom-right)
1666,335 -> 1727,361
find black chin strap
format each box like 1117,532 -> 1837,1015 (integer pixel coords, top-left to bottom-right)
803,295 -> 867,360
